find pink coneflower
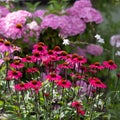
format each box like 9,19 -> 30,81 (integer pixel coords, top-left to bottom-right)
15,83 -> 28,91
59,51 -> 68,60
32,44 -> 47,55
57,62 -> 73,69
0,41 -> 12,53
53,46 -> 61,55
46,72 -> 62,82
28,80 -> 42,93
22,55 -> 36,63
77,109 -> 85,115
103,60 -> 117,70
71,101 -> 82,109
89,62 -> 104,70
10,60 -> 24,69
71,101 -> 85,115
0,10 -> 32,39
89,77 -> 107,88
67,54 -> 87,67
26,67 -> 39,73
7,70 -> 22,80
70,73 -> 85,80
32,51 -> 42,61
0,38 -> 4,45
56,79 -> 72,88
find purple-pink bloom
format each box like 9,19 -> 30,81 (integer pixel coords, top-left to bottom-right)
0,6 -> 9,18
79,7 -> 103,24
41,14 -> 61,30
59,15 -> 86,37
86,44 -> 103,56
33,9 -> 46,19
0,10 -> 32,39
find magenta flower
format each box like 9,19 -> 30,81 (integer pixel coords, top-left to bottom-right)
46,72 -> 62,82
32,44 -> 47,55
53,46 -> 62,55
7,70 -> 22,80
28,80 -> 42,93
0,41 -> 13,53
15,83 -> 28,91
71,101 -> 82,109
89,62 -> 104,70
57,62 -> 73,69
103,60 -> 117,70
22,55 -> 36,63
89,77 -> 107,88
56,79 -> 72,88
26,67 -> 39,73
10,60 -> 24,69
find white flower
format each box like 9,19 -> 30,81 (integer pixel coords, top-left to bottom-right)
95,34 -> 101,40
115,51 -> 120,56
27,21 -> 39,31
97,38 -> 104,43
95,34 -> 104,44
62,38 -> 70,45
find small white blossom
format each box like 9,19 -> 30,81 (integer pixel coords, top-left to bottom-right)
62,38 -> 70,45
97,38 -> 104,43
115,51 -> 120,56
95,34 -> 104,44
27,21 -> 39,31
95,34 -> 101,40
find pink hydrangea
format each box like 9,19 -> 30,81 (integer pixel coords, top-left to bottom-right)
41,14 -> 61,30
73,0 -> 92,8
0,10 -> 32,39
0,6 -> 9,18
66,0 -> 103,24
33,9 -> 46,19
59,15 -> 86,37
86,44 -> 103,56
79,7 -> 103,24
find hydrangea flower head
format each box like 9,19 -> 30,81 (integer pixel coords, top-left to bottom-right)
0,6 -> 9,18
86,44 -> 103,56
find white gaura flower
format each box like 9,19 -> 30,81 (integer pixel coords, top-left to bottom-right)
97,38 -> 104,44
27,21 -> 39,31
95,34 -> 104,44
115,51 -> 120,56
95,34 -> 101,40
62,38 -> 70,45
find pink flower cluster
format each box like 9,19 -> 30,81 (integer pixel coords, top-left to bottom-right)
4,41 -> 117,95
0,0 -> 103,40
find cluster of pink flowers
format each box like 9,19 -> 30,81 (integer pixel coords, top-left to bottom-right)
0,0 -> 103,40
4,41 -> 117,95
0,39 -> 117,118
15,80 -> 42,93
